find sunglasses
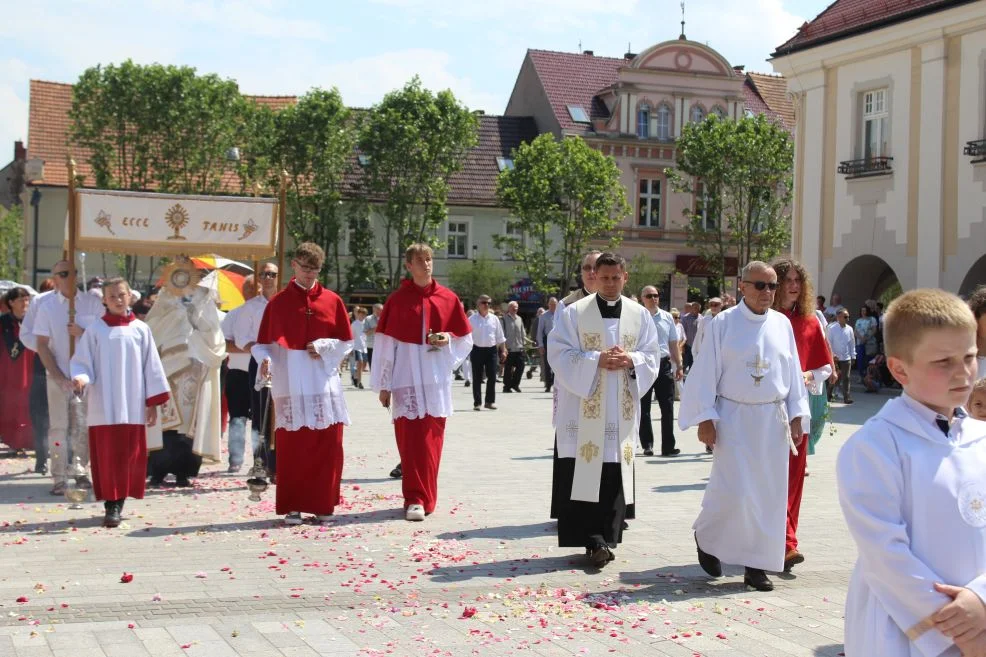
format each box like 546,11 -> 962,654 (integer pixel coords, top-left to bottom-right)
260,271 -> 278,279
743,280 -> 779,291
54,271 -> 73,279
643,294 -> 659,299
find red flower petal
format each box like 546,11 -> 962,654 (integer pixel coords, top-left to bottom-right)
16,596 -> 28,603
120,573 -> 134,583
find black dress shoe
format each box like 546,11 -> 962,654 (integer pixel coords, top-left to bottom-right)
389,463 -> 403,479
512,387 -> 522,393
502,388 -> 512,393
695,533 -> 722,577
103,501 -> 122,528
642,449 -> 654,456
589,545 -> 614,567
622,520 -> 630,531
175,476 -> 192,488
744,567 -> 774,591
661,449 -> 681,457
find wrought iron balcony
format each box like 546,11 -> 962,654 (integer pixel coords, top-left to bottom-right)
837,156 -> 894,177
964,139 -> 986,162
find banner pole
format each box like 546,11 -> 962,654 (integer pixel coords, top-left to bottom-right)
277,171 -> 287,291
66,156 -> 78,357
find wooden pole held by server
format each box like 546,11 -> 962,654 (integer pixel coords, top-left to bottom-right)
277,171 -> 288,291
66,156 -> 78,357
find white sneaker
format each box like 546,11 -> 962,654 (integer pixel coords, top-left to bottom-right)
284,512 -> 302,525
405,504 -> 426,521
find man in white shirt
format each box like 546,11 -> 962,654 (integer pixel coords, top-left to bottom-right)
221,276 -> 259,473
639,286 -> 683,457
502,301 -> 526,393
824,292 -> 845,319
827,308 -> 855,404
29,260 -> 105,494
691,297 -> 723,358
364,303 -> 383,370
536,297 -> 557,392
231,262 -> 279,476
468,294 -> 506,411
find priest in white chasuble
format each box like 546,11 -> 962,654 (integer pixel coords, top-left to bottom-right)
678,261 -> 809,592
548,252 -> 660,567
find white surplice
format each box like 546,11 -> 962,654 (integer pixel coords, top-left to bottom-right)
678,300 -> 810,572
838,395 -> 986,657
549,288 -> 588,428
548,295 -> 660,502
251,338 -> 352,431
70,318 -> 170,427
369,329 -> 473,421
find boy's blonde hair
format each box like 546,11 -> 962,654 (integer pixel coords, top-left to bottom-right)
405,243 -> 433,264
883,289 -> 977,361
102,277 -> 131,293
973,377 -> 986,393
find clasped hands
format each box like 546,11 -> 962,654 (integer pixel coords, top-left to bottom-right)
597,346 -> 632,371
933,584 -> 986,656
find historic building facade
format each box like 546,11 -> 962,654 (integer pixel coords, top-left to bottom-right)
772,0 -> 986,314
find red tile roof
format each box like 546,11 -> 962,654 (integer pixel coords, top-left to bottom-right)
744,73 -> 795,130
773,0 -> 973,56
526,49 -> 624,135
26,80 -> 537,207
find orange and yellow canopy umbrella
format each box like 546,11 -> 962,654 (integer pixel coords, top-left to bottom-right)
189,254 -> 253,276
210,269 -> 248,311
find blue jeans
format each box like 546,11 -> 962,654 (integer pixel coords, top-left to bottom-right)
228,417 -> 262,468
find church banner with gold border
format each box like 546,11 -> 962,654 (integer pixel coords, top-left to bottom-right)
68,189 -> 279,258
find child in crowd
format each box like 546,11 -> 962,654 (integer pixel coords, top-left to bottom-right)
862,354 -> 885,393
71,279 -> 170,528
837,289 -> 986,656
969,378 -> 986,422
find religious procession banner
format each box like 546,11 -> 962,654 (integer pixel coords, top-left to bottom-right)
68,189 -> 279,259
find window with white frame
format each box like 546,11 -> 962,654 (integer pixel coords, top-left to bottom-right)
655,104 -> 671,140
861,88 -> 889,160
637,105 -> 650,138
695,181 -> 718,230
447,220 -> 468,258
690,104 -> 706,124
501,220 -> 525,260
638,178 -> 661,228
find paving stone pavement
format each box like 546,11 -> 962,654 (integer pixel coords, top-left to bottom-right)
0,377 -> 893,657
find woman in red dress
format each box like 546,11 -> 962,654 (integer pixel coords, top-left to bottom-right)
0,287 -> 35,453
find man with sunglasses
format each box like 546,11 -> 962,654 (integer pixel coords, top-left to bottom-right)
639,286 -> 683,457
678,261 -> 810,593
468,295 -> 506,411
230,262 -> 279,479
24,260 -> 104,495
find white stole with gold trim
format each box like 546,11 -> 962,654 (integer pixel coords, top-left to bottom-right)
571,294 -> 641,504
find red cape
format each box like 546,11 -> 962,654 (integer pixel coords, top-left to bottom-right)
256,279 -> 352,350
781,308 -> 832,372
376,279 -> 471,345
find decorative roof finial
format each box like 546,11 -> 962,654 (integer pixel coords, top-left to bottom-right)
680,1 -> 687,40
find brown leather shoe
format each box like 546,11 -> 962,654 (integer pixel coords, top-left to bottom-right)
783,549 -> 805,572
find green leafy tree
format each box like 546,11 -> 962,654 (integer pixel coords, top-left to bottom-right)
666,113 -> 793,293
344,201 -> 387,292
357,77 -> 479,288
625,254 -> 674,301
496,134 -> 629,296
275,88 -> 355,288
447,256 -> 516,309
0,205 -> 24,281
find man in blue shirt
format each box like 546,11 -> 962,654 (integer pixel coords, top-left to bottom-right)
640,286 -> 683,456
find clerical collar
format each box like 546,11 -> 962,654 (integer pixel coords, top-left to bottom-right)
739,298 -> 768,322
901,392 -> 967,433
595,293 -> 621,318
102,311 -> 135,327
293,279 -> 315,292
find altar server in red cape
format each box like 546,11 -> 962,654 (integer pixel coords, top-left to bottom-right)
252,243 -> 353,526
70,279 -> 170,528
771,259 -> 833,572
371,243 -> 472,521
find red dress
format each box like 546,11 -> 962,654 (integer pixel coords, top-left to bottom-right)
0,314 -> 34,450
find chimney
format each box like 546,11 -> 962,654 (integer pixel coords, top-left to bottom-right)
14,140 -> 26,162
583,50 -> 594,56
624,52 -> 636,60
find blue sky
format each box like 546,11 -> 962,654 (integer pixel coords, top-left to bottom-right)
0,0 -> 828,158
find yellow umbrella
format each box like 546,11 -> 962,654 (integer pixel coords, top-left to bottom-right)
211,269 -> 247,311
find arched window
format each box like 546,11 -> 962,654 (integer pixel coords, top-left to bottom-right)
711,105 -> 727,120
655,104 -> 672,140
690,104 -> 706,124
637,104 -> 650,138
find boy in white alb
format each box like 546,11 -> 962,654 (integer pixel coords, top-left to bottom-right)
71,279 -> 170,528
837,289 -> 986,656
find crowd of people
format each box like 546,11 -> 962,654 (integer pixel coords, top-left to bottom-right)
4,245 -> 986,656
